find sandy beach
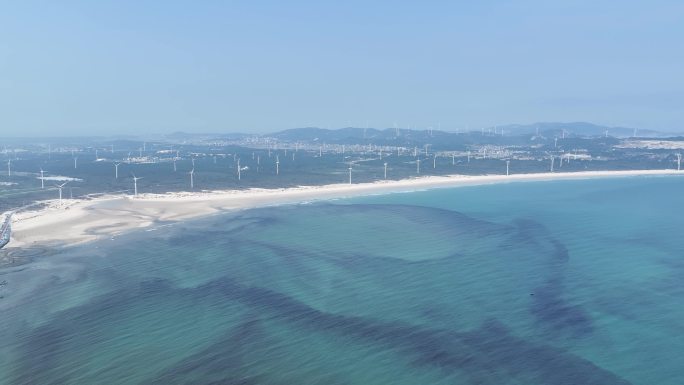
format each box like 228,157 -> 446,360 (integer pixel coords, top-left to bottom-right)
8,169 -> 682,248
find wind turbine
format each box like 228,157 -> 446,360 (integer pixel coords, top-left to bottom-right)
348,164 -> 352,184
416,159 -> 421,174
506,160 -> 510,176
55,182 -> 68,205
114,163 -> 121,179
452,153 -> 455,165
40,168 -> 45,189
173,158 -> 177,172
384,162 -> 388,179
677,153 -> 682,171
550,156 -> 555,172
467,151 -> 471,163
276,156 -> 280,175
433,156 -> 436,169
237,159 -> 241,180
132,174 -> 142,197
73,156 -> 78,169
7,159 -> 10,177
189,168 -> 194,189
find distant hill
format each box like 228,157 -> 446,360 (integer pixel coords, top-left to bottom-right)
495,122 -> 667,138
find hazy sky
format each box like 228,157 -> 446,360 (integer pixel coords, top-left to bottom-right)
1,0 -> 682,136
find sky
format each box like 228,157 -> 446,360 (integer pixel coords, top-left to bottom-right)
1,0 -> 683,136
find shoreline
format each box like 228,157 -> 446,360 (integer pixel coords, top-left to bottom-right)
8,169 -> 683,249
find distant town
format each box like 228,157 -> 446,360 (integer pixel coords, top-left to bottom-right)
1,122 -> 683,213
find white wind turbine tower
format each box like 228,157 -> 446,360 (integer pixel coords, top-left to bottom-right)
173,158 -> 177,172
55,182 -> 68,205
433,155 -> 436,169
189,168 -> 195,189
416,159 -> 421,174
677,153 -> 682,171
348,164 -> 352,184
39,168 -> 45,189
237,159 -> 241,180
452,153 -> 455,165
384,162 -> 388,179
114,163 -> 121,179
550,156 -> 555,172
7,159 -> 11,177
74,156 -> 78,169
506,160 -> 510,176
132,174 -> 142,197
467,151 -> 471,163
276,156 -> 280,175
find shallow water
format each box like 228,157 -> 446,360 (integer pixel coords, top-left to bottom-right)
1,176 -> 682,384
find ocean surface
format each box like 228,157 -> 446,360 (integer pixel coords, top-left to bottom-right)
1,176 -> 682,385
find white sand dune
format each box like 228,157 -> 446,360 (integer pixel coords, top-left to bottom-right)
9,170 -> 682,248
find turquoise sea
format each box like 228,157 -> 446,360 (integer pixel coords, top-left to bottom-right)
1,176 -> 683,385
